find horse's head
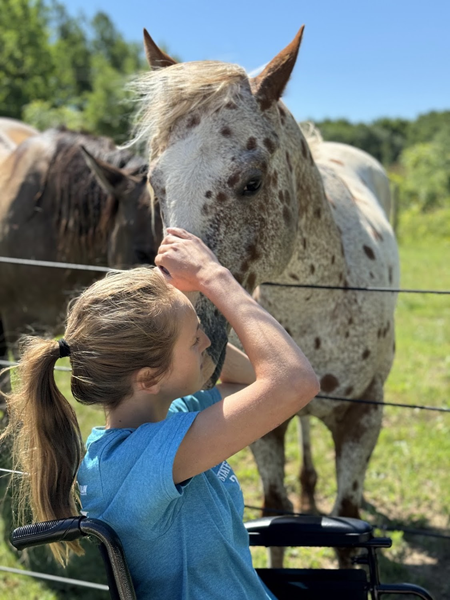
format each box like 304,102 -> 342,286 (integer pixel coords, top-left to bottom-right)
136,28 -> 305,385
81,146 -> 163,268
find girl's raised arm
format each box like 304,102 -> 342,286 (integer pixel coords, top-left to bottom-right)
155,228 -> 320,484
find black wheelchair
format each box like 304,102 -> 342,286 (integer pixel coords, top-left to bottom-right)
11,514 -> 434,599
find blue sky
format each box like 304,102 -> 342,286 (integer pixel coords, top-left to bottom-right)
64,0 -> 450,123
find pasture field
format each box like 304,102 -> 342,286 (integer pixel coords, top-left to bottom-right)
0,207 -> 449,599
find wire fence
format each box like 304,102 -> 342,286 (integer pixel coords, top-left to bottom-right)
0,251 -> 448,590
1,254 -> 450,294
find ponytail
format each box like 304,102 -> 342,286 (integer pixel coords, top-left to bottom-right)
1,337 -> 83,565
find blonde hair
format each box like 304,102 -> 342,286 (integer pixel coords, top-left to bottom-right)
1,267 -> 182,565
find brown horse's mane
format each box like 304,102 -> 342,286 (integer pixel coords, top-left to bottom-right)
41,128 -> 147,262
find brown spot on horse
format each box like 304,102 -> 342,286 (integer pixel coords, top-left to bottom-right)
216,191 -> 228,202
263,138 -> 276,154
221,126 -> 232,137
314,337 -> 321,349
362,349 -> 371,360
363,245 -> 375,260
227,172 -> 240,188
320,374 -> 339,393
246,137 -> 257,150
187,114 -> 200,128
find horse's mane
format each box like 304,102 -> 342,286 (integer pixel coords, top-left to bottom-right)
42,129 -> 146,261
299,121 -> 323,159
127,61 -> 248,159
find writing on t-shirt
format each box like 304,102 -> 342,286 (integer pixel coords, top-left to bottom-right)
216,461 -> 241,489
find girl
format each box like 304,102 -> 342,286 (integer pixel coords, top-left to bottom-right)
2,228 -> 319,599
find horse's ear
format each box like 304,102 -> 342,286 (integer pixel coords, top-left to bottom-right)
143,28 -> 177,69
250,26 -> 305,110
80,146 -> 131,197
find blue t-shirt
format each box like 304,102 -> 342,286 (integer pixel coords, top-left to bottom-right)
77,388 -> 275,599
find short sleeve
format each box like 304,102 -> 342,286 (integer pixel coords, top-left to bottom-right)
99,412 -> 198,537
168,387 -> 222,415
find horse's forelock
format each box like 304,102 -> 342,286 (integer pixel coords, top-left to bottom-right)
127,61 -> 248,158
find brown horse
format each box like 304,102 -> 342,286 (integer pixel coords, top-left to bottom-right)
0,128 -> 162,394
132,28 -> 399,567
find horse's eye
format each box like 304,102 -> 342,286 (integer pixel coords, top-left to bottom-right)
242,177 -> 262,196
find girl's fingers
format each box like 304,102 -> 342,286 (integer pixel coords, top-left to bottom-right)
166,227 -> 190,239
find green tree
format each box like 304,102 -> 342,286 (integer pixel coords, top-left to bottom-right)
406,110 -> 450,147
49,2 -> 93,103
83,54 -> 135,141
0,0 -> 54,118
91,12 -> 144,74
397,124 -> 450,211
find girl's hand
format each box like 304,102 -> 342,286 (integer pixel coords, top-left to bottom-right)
155,228 -> 222,292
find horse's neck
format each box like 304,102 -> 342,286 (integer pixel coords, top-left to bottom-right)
277,123 -> 346,286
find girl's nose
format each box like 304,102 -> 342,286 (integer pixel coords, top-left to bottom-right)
202,330 -> 211,351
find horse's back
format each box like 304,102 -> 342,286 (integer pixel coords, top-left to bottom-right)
0,133 -> 55,226
0,117 -> 39,145
0,131 -> 16,165
315,141 -> 392,221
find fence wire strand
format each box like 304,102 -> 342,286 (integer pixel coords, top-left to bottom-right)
0,565 -> 109,591
1,254 -> 450,294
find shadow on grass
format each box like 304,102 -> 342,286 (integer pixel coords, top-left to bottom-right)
362,500 -> 449,600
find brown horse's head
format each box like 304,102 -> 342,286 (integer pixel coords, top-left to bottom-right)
134,28 -> 305,385
81,146 -> 163,269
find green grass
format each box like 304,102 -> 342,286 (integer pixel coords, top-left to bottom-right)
1,208 -> 449,598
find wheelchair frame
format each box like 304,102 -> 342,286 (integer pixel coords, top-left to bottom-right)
11,514 -> 435,600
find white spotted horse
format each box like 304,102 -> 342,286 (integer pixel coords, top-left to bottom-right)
133,27 -> 399,567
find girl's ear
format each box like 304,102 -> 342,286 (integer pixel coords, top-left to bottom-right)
134,368 -> 161,394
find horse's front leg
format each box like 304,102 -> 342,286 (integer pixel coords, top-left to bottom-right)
325,376 -> 384,568
298,415 -> 319,514
251,420 -> 292,568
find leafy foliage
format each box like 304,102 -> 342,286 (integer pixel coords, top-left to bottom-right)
0,0 -> 448,211
315,112 -> 450,213
0,0 -> 147,140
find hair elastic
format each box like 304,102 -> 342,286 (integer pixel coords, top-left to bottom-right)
58,339 -> 71,359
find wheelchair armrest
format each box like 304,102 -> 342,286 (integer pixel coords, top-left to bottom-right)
245,515 -> 374,547
11,517 -> 137,600
10,516 -> 85,550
